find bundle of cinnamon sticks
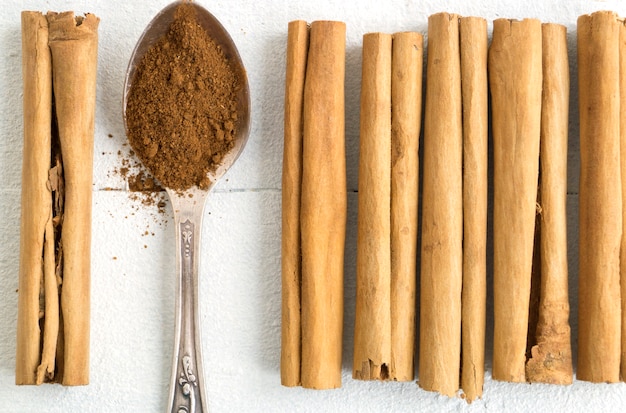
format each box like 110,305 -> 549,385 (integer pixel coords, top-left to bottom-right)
16,11 -> 99,386
276,7 -> 625,402
282,5 -> 626,401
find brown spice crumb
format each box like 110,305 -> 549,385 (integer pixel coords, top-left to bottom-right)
125,2 -> 241,191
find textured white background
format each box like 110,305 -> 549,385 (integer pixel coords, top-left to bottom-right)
1,0 -> 626,411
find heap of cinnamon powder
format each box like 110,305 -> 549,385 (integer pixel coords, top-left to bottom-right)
125,3 -> 242,191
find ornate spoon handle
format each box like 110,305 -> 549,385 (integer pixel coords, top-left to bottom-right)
168,190 -> 209,413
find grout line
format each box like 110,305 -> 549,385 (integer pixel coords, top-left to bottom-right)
4,188 -> 581,195
95,187 -> 283,193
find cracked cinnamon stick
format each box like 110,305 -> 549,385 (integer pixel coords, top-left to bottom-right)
577,11 -> 622,383
459,16 -> 488,401
16,10 -> 98,386
525,23 -> 573,385
47,11 -> 99,386
490,18 -> 542,383
16,11 -> 53,386
353,32 -> 393,381
419,12 -> 463,397
352,30 -> 422,382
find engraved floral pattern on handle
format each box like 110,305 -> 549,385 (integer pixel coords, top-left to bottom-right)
176,221 -> 197,412
170,215 -> 206,413
177,355 -> 198,413
182,223 -> 192,258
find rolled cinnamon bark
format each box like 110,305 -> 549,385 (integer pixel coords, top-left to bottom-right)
577,11 -> 622,383
281,19 -> 309,388
17,10 -> 98,387
16,11 -> 53,386
419,12 -> 463,397
353,32 -> 392,381
459,16 -> 487,401
389,31 -> 422,382
47,11 -> 99,385
353,31 -> 422,382
489,18 -> 542,383
621,19 -> 626,383
300,20 -> 346,390
525,23 -> 573,385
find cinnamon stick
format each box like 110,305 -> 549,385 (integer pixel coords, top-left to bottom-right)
621,19 -> 626,383
353,32 -> 392,381
459,16 -> 487,401
489,18 -> 542,383
577,11 -> 622,383
17,10 -> 98,387
47,11 -> 99,385
16,11 -> 53,386
299,20 -> 346,390
525,23 -> 573,385
389,31 -> 422,382
281,19 -> 309,388
352,30 -> 422,382
419,12 -> 463,397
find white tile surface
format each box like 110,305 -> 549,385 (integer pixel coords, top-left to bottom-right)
2,0 -> 626,412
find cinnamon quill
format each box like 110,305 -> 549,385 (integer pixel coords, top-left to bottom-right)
281,20 -> 347,390
16,10 -> 99,386
490,18 -> 542,383
525,23 -> 573,385
578,11 -> 622,383
459,16 -> 488,401
419,12 -> 463,397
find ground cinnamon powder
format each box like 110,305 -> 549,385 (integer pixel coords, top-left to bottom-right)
125,2 -> 241,190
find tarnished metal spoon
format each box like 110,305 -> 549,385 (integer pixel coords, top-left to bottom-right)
122,2 -> 250,411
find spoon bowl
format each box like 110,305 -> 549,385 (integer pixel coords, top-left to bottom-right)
123,1 -> 251,189
122,2 -> 250,412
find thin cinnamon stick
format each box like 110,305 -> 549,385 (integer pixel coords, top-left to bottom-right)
419,12 -> 463,397
389,31 -> 422,382
300,20 -> 346,390
459,16 -> 487,401
281,19 -> 309,388
525,23 -> 573,385
621,19 -> 626,383
353,32 -> 392,381
47,11 -> 99,385
577,11 -> 622,383
489,18 -> 542,383
16,11 -> 53,386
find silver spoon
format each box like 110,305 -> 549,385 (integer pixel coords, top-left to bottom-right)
122,2 -> 250,411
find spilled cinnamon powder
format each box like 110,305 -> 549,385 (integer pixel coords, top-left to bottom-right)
125,2 -> 241,191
